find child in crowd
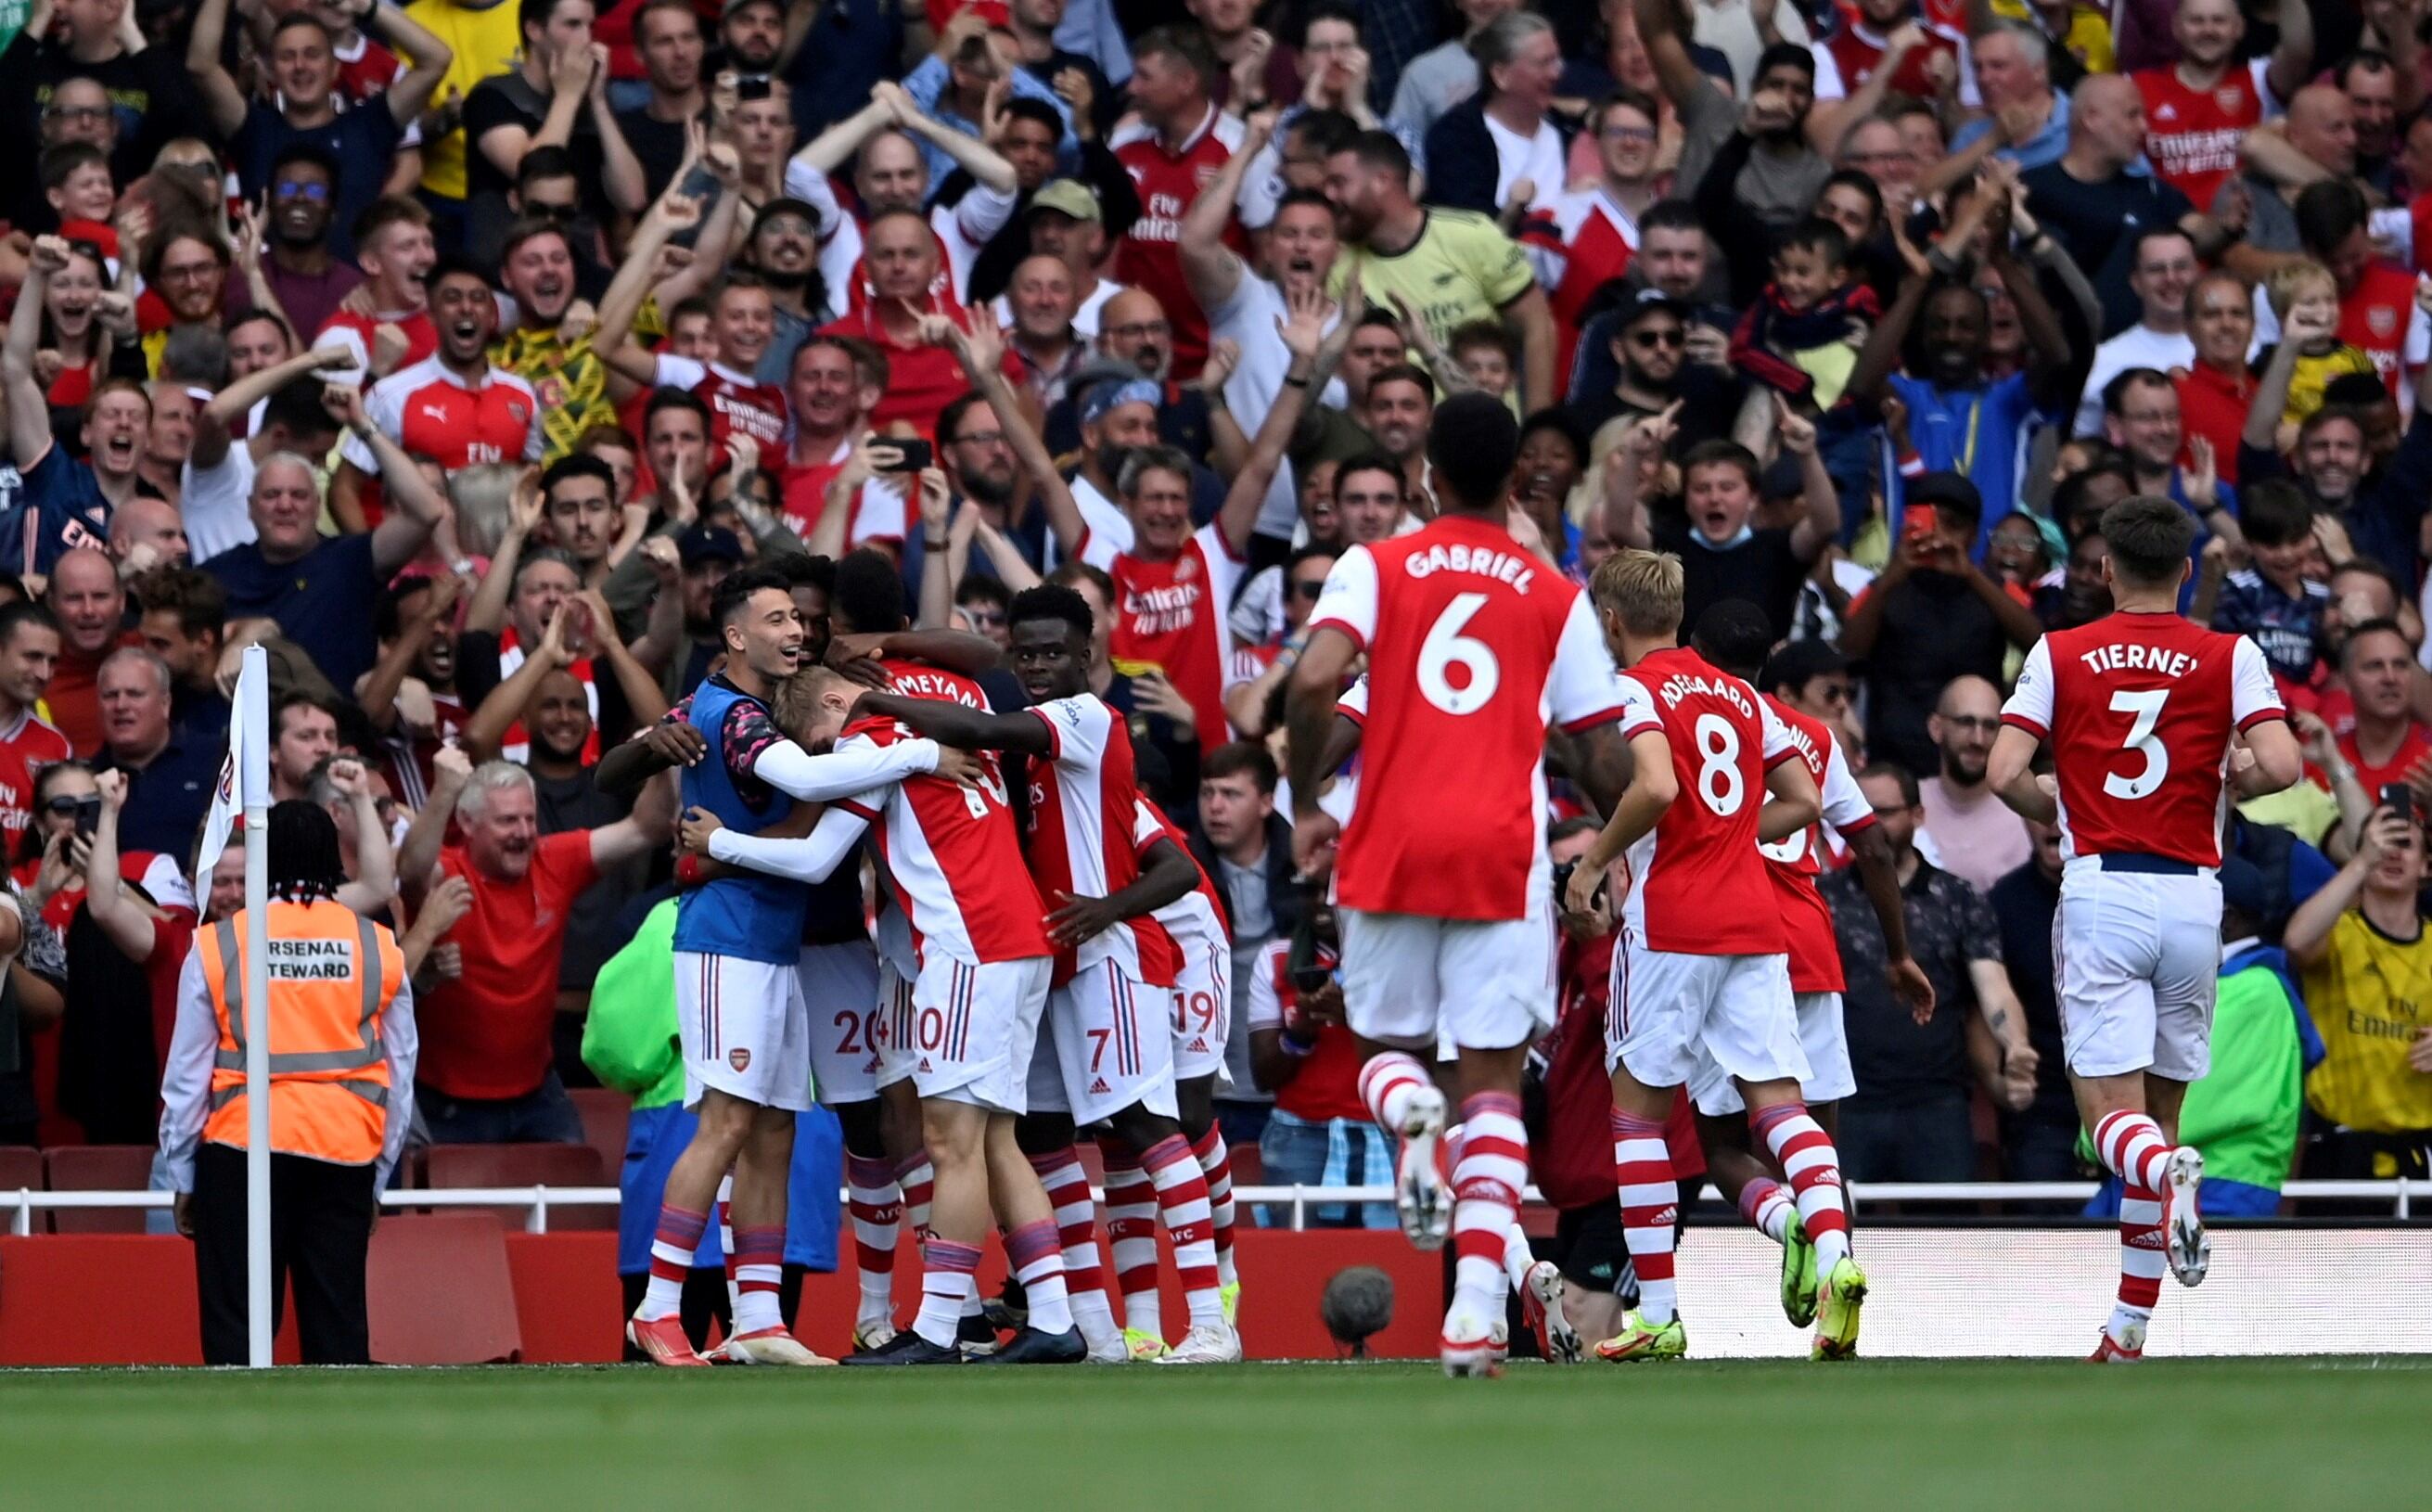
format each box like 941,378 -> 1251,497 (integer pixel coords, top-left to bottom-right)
1730,218 -> 1879,410
2265,260 -> 2377,443
2210,478 -> 2330,686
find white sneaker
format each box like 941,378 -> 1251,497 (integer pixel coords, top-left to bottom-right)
2161,1146 -> 2209,1287
1395,1085 -> 1451,1251
1082,1323 -> 1129,1364
1151,1322 -> 1243,1364
1440,1295 -> 1503,1378
710,1326 -> 835,1365
1521,1261 -> 1583,1364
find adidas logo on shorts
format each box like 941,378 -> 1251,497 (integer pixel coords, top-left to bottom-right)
1090,1078 -> 1111,1095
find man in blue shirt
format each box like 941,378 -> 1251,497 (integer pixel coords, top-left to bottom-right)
0,237 -> 147,573
95,648 -> 219,857
202,387 -> 447,694
1851,170 -> 2074,558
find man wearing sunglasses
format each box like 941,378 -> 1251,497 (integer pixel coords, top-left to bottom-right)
260,144 -> 364,345
1566,289 -> 1745,452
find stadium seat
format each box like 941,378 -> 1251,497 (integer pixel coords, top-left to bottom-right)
44,1146 -> 158,1235
1227,1144 -> 1262,1186
0,1147 -> 39,1233
568,1088 -> 630,1187
423,1143 -> 613,1231
365,1212 -> 523,1364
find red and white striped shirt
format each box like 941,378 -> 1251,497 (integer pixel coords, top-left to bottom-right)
343,354 -> 543,474
1758,694 -> 1875,994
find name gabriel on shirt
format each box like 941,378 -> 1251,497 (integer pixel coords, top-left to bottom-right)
1404,542 -> 1537,593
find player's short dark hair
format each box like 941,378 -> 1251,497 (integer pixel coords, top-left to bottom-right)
269,140 -> 341,186
1859,761 -> 1919,808
1681,439 -> 1760,489
1203,739 -> 1278,795
831,547 -> 906,634
1132,25 -> 1218,88
1001,96 -> 1063,138
1760,637 -> 1847,697
1690,599 -> 1775,680
1426,392 -> 1520,513
0,600 -> 59,650
2341,616 -> 2412,670
1008,583 -> 1093,642
2098,495 -> 2197,587
712,564 -> 796,630
1775,217 -> 1849,269
644,386 -> 712,433
1341,128 -> 1412,180
2294,178 -> 2370,262
1286,110 -> 1361,160
1639,199 -> 1704,238
2237,478 -> 2312,549
134,568 -> 224,636
542,453 -> 616,506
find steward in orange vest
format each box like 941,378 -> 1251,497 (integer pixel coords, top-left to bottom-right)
160,801 -> 416,1366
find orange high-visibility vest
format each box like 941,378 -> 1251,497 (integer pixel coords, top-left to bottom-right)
199,899 -> 403,1166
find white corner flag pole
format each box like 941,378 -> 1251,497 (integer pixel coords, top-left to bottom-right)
237,646 -> 273,1369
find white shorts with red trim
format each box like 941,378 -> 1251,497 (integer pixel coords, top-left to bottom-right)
1688,990 -> 1853,1115
873,957 -> 918,1090
1339,896 -> 1556,1052
1606,930 -> 1807,1099
2054,864 -> 2221,1081
799,941 -> 885,1107
674,951 -> 814,1112
1029,958 -> 1179,1124
1167,936 -> 1233,1087
905,954 -> 1052,1114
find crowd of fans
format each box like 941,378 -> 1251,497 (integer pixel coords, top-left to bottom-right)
0,0 -> 2427,1234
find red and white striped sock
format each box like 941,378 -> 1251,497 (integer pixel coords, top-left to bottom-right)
1752,1103 -> 1851,1274
1006,1217 -> 1075,1334
636,1202 -> 709,1321
912,1238 -> 981,1348
1189,1125 -> 1239,1288
895,1152 -> 936,1242
1143,1134 -> 1224,1329
732,1224 -> 785,1334
1612,1109 -> 1679,1325
2111,1185 -> 2165,1344
1358,1052 -> 1430,1134
715,1174 -> 738,1317
843,1153 -> 902,1325
1450,1092 -> 1528,1316
1737,1176 -> 1794,1247
2093,1111 -> 2174,1193
1098,1140 -> 1164,1338
1029,1147 -> 1119,1347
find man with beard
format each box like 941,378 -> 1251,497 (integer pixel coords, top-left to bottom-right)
187,0 -> 454,262
1915,674 -> 2032,895
1361,364 -> 1433,500
1056,377 -> 1166,552
334,258 -> 543,531
1850,171 -> 2072,557
2239,287 -> 2432,586
3,237 -> 148,573
786,80 -> 1020,307
256,145 -> 364,351
744,199 -> 829,385
612,0 -> 705,202
710,0 -> 784,82
133,568 -> 230,744
1321,130 -> 1555,411
1566,290 -> 1742,448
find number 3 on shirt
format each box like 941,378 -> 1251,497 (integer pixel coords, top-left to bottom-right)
2106,688 -> 2170,800
1418,593 -> 1500,714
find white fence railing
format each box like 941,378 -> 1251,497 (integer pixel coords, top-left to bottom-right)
7,1180 -> 2431,1236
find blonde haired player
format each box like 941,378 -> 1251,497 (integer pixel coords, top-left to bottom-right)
1987,495 -> 2300,1361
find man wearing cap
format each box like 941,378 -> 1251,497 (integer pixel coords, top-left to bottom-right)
660,525 -> 748,696
992,179 -> 1125,340
1566,290 -> 1746,453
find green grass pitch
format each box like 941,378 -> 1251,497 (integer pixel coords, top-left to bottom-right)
2,1358 -> 2420,1511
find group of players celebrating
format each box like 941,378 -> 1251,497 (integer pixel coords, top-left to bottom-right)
608,385 -> 2294,1373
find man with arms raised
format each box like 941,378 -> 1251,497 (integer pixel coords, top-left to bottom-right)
1286,392 -> 1632,1375
1987,495 -> 2302,1361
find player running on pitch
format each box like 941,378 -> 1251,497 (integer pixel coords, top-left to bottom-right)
1286,391 -> 1632,1377
1986,495 -> 2300,1362
1564,553 -> 1862,1363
